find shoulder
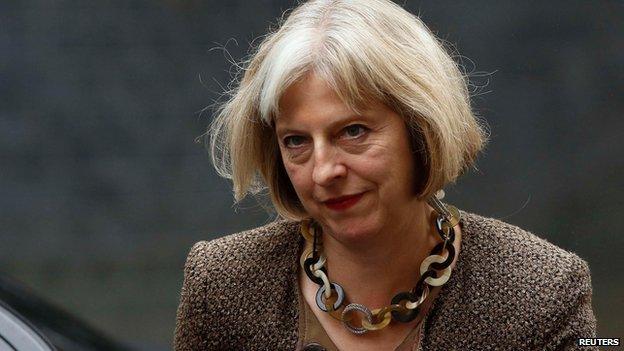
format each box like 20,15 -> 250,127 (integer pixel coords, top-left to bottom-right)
427,210 -> 596,349
459,210 -> 592,282
187,219 -> 301,276
174,219 -> 301,350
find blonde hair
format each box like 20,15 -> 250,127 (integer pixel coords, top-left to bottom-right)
207,0 -> 489,220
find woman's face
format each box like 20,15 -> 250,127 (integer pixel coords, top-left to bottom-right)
275,73 -> 420,242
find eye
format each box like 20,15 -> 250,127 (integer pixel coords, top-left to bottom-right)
343,124 -> 368,139
283,135 -> 306,148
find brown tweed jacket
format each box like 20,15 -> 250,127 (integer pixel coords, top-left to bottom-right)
174,210 -> 597,350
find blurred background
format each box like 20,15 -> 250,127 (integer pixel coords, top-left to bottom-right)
1,0 -> 622,349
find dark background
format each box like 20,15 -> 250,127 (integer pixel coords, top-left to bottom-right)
1,0 -> 622,349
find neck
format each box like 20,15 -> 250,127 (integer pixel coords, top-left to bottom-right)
319,201 -> 441,309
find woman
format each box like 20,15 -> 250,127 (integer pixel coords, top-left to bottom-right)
174,0 -> 597,350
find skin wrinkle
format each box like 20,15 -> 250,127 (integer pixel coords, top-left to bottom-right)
277,73 -> 421,240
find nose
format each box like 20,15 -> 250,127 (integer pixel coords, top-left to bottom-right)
312,143 -> 347,186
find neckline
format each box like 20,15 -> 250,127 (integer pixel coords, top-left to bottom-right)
291,210 -> 470,350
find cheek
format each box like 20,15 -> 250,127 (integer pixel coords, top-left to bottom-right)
354,140 -> 414,188
357,144 -> 397,176
284,164 -> 312,198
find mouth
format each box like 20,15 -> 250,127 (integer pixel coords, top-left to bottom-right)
323,192 -> 366,211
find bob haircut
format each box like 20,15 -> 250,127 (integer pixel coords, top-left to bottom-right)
208,0 -> 489,221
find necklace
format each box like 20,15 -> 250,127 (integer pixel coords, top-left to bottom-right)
299,196 -> 461,335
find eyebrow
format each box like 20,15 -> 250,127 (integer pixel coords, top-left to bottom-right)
275,113 -> 365,137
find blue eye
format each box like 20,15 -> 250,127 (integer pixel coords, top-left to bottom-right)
344,124 -> 367,138
283,135 -> 305,148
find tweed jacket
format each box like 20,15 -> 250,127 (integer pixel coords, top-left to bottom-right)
174,210 -> 597,350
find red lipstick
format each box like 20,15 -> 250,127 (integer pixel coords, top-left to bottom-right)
323,193 -> 365,211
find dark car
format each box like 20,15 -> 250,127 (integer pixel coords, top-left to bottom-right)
0,274 -> 132,351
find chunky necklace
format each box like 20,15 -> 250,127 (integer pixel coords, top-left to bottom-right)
299,195 -> 461,335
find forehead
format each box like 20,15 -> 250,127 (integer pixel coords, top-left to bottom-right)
275,73 -> 380,128
278,74 -> 344,117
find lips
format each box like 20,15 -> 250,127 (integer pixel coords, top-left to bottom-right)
323,192 -> 365,211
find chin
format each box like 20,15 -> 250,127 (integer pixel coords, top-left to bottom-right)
322,215 -> 381,244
